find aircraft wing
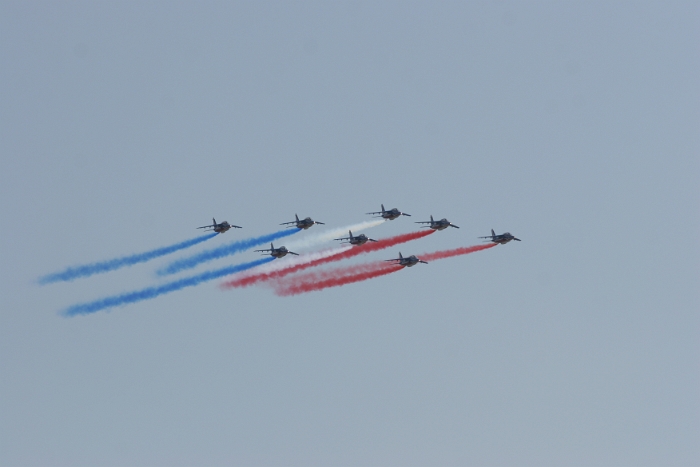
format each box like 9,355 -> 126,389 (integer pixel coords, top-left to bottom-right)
231,225 -> 242,229
197,225 -> 214,229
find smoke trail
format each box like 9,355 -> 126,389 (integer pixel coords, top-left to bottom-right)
222,229 -> 434,289
270,242 -> 498,297
157,229 -> 298,276
420,243 -> 497,262
38,233 -> 218,285
272,261 -> 404,296
221,245 -> 352,289
63,257 -> 275,317
284,219 -> 385,250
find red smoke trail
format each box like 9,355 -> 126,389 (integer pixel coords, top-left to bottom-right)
272,243 -> 498,297
221,229 -> 434,289
273,261 -> 405,296
420,242 -> 498,262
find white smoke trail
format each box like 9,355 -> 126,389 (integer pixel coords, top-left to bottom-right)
284,219 -> 385,251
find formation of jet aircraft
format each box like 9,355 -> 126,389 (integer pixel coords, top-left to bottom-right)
334,230 -> 377,246
479,229 -> 521,244
415,215 -> 459,230
281,214 -> 325,230
197,210 -> 521,263
385,252 -> 428,267
197,218 -> 242,234
366,204 -> 411,220
254,243 -> 299,258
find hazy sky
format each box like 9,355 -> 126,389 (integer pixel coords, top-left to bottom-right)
1,1 -> 698,466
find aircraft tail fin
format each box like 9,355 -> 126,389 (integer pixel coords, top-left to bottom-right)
491,229 -> 495,237
349,230 -> 353,238
430,215 -> 434,222
399,252 -> 403,259
381,204 -> 385,212
295,214 -> 299,222
213,218 -> 216,225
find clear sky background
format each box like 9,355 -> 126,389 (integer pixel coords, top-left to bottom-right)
1,1 -> 698,466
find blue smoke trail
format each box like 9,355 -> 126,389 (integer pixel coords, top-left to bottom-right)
63,257 -> 275,317
39,233 -> 218,285
157,228 -> 298,276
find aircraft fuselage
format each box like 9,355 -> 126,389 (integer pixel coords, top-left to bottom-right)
382,209 -> 402,220
266,246 -> 291,258
349,235 -> 369,245
397,256 -> 424,267
401,255 -> 427,266
493,233 -> 516,244
431,220 -> 452,230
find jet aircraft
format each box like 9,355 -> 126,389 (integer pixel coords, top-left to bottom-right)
366,204 -> 411,220
479,229 -> 521,245
415,215 -> 459,230
281,214 -> 325,230
385,252 -> 428,267
254,243 -> 299,259
197,218 -> 242,234
334,230 -> 378,246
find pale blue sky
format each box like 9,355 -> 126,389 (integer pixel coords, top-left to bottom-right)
1,1 -> 698,465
